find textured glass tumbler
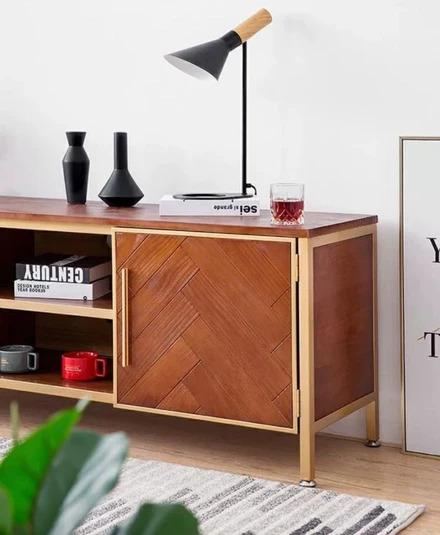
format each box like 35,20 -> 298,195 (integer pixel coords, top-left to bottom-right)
270,183 -> 304,225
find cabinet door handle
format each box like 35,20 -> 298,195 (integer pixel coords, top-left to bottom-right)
121,268 -> 130,368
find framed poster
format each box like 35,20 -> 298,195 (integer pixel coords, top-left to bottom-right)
401,136 -> 440,456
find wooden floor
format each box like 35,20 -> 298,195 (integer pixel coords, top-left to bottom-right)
0,391 -> 438,534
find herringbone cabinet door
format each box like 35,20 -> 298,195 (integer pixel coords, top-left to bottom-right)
115,231 -> 295,430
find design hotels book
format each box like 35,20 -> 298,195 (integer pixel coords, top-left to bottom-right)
14,278 -> 111,301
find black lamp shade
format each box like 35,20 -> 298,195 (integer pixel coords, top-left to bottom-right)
164,31 -> 241,80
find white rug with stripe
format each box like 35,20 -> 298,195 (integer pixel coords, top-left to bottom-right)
0,438 -> 424,534
76,459 -> 424,535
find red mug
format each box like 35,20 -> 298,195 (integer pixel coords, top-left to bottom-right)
61,351 -> 108,381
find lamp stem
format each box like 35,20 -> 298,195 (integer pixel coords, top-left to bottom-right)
242,43 -> 257,197
242,42 -> 247,196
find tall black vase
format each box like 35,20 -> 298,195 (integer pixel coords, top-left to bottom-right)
99,132 -> 144,207
62,132 -> 90,204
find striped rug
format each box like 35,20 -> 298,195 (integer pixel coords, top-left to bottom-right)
0,438 -> 424,534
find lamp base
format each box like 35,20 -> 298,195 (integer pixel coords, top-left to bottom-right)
173,192 -> 254,200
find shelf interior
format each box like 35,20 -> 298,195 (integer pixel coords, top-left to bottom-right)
0,309 -> 114,402
0,227 -> 112,319
0,228 -> 114,403
0,285 -> 113,319
0,348 -> 113,402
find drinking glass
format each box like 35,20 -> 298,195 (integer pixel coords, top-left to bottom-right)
270,183 -> 305,225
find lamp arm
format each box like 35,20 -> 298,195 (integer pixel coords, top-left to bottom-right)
241,42 -> 257,197
233,8 -> 272,43
242,42 -> 247,196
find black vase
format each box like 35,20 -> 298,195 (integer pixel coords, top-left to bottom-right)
99,132 -> 144,207
62,132 -> 90,204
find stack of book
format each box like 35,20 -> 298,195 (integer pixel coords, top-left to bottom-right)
14,254 -> 112,301
159,195 -> 260,216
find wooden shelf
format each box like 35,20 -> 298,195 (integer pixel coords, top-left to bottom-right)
0,286 -> 113,320
0,196 -> 378,238
0,349 -> 113,404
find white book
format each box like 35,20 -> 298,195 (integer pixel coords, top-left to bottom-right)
159,195 -> 260,216
14,277 -> 111,301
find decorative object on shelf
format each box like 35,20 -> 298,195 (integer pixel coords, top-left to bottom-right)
270,183 -> 305,225
164,8 -> 272,200
14,277 -> 111,300
159,194 -> 260,216
99,132 -> 144,207
62,131 -> 90,205
61,351 -> 109,381
0,344 -> 39,373
16,254 -> 111,283
14,253 -> 111,300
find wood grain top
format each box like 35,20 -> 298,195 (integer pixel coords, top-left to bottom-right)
0,197 -> 377,237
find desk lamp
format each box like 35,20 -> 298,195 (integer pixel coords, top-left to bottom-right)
165,8 -> 272,200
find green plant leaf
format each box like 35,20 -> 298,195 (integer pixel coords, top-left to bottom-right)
34,429 -> 128,535
0,486 -> 12,535
0,405 -> 84,527
112,503 -> 199,535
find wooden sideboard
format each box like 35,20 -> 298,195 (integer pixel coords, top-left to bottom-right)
0,197 -> 378,486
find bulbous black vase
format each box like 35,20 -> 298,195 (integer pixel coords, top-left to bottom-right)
99,132 -> 144,207
62,131 -> 90,204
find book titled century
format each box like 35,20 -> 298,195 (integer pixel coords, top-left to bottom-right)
16,254 -> 111,284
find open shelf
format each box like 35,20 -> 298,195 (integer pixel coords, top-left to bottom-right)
0,228 -> 113,320
0,349 -> 113,404
0,286 -> 113,320
0,228 -> 114,403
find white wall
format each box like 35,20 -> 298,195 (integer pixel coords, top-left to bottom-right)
3,0 -> 439,444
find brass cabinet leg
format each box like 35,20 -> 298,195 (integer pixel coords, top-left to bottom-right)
366,227 -> 380,449
298,238 -> 316,487
299,423 -> 316,487
365,399 -> 380,447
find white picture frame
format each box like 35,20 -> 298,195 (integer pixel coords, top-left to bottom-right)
400,136 -> 440,457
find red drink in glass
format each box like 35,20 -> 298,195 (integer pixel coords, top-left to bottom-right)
270,183 -> 305,225
271,199 -> 304,224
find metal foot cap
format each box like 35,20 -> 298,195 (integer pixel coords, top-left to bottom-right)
365,440 -> 381,448
299,479 -> 316,488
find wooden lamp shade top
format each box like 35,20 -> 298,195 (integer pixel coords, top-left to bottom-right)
233,8 -> 272,43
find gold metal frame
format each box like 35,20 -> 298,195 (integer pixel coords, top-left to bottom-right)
298,236 -> 315,480
0,375 -> 113,404
0,215 -> 380,483
111,227 -> 299,435
399,136 -> 440,458
298,224 -> 378,482
0,219 -> 111,235
0,294 -> 113,320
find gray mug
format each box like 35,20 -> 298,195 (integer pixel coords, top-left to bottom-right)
0,345 -> 39,374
